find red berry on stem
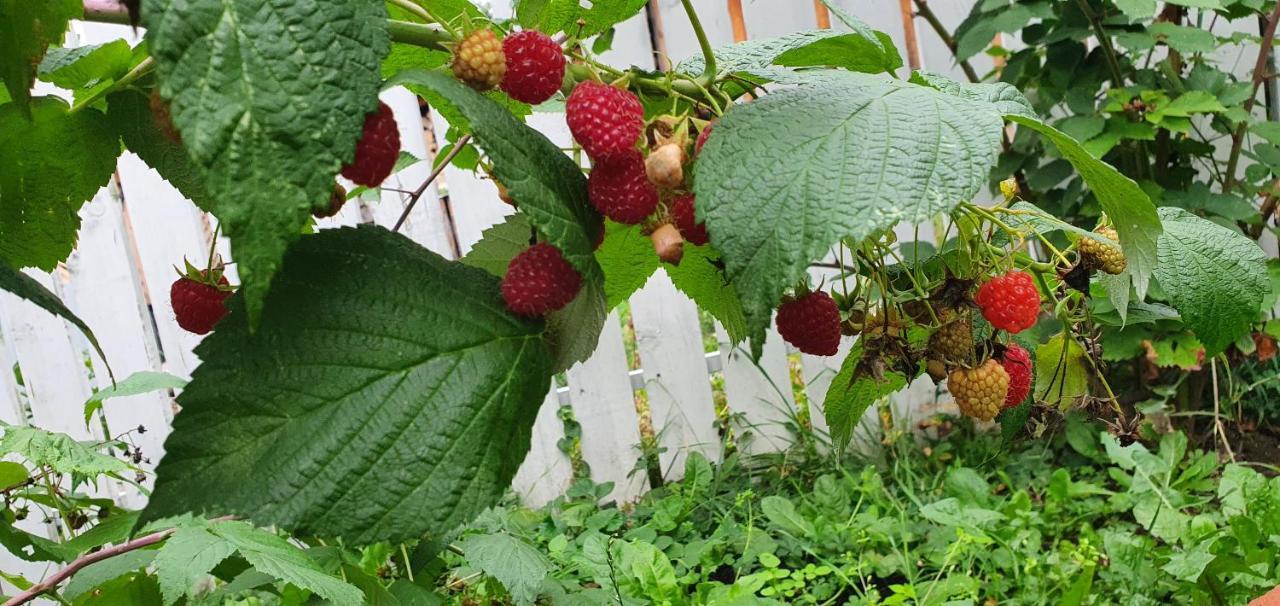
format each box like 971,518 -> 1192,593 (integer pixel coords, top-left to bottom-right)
171,274 -> 231,335
341,101 -> 400,187
671,193 -> 709,246
695,120 -> 715,155
1000,343 -> 1033,408
566,80 -> 643,160
501,242 -> 582,316
500,31 -> 565,105
588,150 -> 659,224
776,291 -> 841,356
975,270 -> 1040,334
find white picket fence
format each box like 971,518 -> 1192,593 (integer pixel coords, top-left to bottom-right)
0,0 -> 1022,592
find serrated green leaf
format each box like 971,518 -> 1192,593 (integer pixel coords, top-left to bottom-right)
1008,116 -> 1161,299
760,495 -> 815,537
0,0 -> 80,113
107,90 -> 215,212
694,71 -> 1004,353
1149,22 -> 1217,54
462,213 -> 533,277
143,0 -> 390,325
37,41 -> 132,91
141,227 -> 553,544
1153,207 -> 1268,356
0,425 -> 131,477
1035,332 -> 1088,408
666,245 -> 748,345
211,521 -> 361,604
516,0 -> 580,35
63,550 -> 158,601
680,30 -> 899,77
578,0 -> 648,38
461,533 -> 551,606
84,371 -> 186,427
0,258 -> 112,381
823,344 -> 907,450
154,525 -> 236,605
909,71 -> 1035,118
389,71 -> 602,283
546,276 -> 607,373
595,221 -> 658,310
0,97 -> 119,270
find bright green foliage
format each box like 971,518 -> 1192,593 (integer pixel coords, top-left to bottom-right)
0,0 -> 79,113
141,0 -> 390,325
63,551 -> 158,601
212,520 -> 363,604
0,257 -> 110,377
694,70 -> 1004,352
545,278 -> 607,373
141,227 -> 554,544
153,524 -> 236,604
0,97 -> 118,270
0,425 -> 131,478
596,221 -> 659,309
1035,332 -> 1089,409
459,532 -> 552,606
37,41 -> 133,91
681,29 -> 902,77
1153,207 -> 1269,356
516,0 -> 647,37
822,344 -> 906,450
83,371 -> 187,426
462,213 -> 533,278
666,244 -> 748,345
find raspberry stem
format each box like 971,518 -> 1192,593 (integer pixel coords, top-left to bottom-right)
679,0 -> 717,86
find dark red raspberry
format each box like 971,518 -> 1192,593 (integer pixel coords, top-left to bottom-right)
671,194 -> 709,246
695,120 -> 715,155
500,31 -> 565,105
566,80 -> 643,160
588,150 -> 659,224
501,242 -> 582,316
776,290 -> 841,356
975,270 -> 1040,334
341,101 -> 400,187
171,274 -> 232,335
1000,343 -> 1033,408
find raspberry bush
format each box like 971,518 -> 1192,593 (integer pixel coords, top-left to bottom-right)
0,0 -> 1273,594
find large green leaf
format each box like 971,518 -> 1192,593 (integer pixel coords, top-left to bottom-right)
680,30 -> 901,76
0,259 -> 111,380
1008,116 -> 1161,299
211,521 -> 362,603
666,245 -> 748,345
0,425 -> 131,477
107,90 -> 215,212
910,71 -> 1035,118
0,97 -> 119,270
0,0 -> 79,113
822,344 -> 907,450
389,70 -> 602,284
140,227 -> 553,544
38,41 -> 133,91
461,533 -> 551,606
1153,208 -> 1268,356
693,71 -> 1004,353
153,524 -> 236,605
142,0 -> 390,325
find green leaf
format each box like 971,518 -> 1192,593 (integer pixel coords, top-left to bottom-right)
1008,116 -> 1161,299
84,371 -> 187,427
388,71 -> 602,284
822,344 -> 907,450
37,41 -> 133,90
681,30 -> 900,77
142,0 -> 390,325
140,227 -> 553,544
1149,22 -> 1217,54
63,551 -> 158,601
0,97 -> 120,270
0,461 -> 26,487
154,524 -> 236,605
0,0 -> 80,113
577,0 -> 648,38
595,222 -> 658,309
760,495 -> 815,537
461,213 -> 533,277
60,512 -> 140,557
909,71 -> 1035,118
211,521 -> 362,604
666,245 -> 748,345
1153,207 -> 1268,356
108,90 -> 215,212
998,397 -> 1032,442
620,541 -> 679,600
516,0 -> 585,36
461,533 -> 551,606
0,258 -> 112,381
0,425 -> 131,477
545,276 -> 607,373
1035,333 -> 1089,408
694,71 -> 1005,352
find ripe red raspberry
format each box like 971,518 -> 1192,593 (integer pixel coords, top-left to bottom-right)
171,273 -> 232,335
1000,343 -> 1033,408
695,120 -> 715,155
588,150 -> 659,224
500,31 -> 565,104
452,29 -> 506,91
975,270 -> 1040,334
566,80 -> 643,160
501,242 -> 582,316
341,101 -> 400,187
949,359 -> 1009,421
671,194 -> 709,246
776,290 -> 841,356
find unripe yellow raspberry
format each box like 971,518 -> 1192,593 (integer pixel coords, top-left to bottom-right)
948,359 -> 1010,422
928,308 -> 973,365
1079,226 -> 1127,275
452,30 -> 506,91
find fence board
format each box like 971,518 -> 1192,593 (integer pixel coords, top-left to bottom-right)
715,322 -> 796,455
630,269 -> 721,479
566,314 -> 648,503
512,388 -> 572,508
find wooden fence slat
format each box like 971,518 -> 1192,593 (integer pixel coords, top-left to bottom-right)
630,269 -> 722,479
715,322 -> 796,455
512,388 -> 572,508
566,314 -> 648,503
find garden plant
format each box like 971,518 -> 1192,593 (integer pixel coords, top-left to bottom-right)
0,0 -> 1276,603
